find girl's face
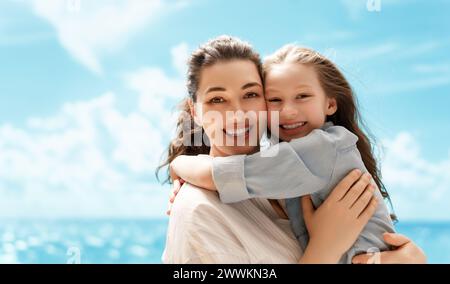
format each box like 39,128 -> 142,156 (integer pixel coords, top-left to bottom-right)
265,62 -> 337,141
193,60 -> 267,157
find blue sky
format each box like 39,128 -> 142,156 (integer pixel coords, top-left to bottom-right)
0,0 -> 449,220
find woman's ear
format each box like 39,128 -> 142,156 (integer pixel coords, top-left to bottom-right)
188,98 -> 203,126
326,97 -> 338,116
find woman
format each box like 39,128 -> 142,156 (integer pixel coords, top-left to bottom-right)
159,36 -> 426,264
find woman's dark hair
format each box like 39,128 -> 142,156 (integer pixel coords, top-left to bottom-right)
156,36 -> 263,184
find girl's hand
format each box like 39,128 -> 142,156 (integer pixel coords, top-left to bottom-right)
299,169 -> 378,263
352,233 -> 427,264
166,178 -> 184,216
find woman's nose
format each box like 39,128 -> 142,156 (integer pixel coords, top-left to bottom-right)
226,110 -> 246,126
227,102 -> 244,118
226,103 -> 254,126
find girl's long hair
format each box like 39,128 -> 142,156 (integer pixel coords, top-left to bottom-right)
264,45 -> 396,220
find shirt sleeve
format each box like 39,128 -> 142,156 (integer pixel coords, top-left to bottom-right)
212,126 -> 357,203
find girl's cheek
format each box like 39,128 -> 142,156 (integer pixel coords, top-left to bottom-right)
267,104 -> 279,117
267,110 -> 279,131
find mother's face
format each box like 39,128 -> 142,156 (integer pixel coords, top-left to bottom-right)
192,59 -> 267,157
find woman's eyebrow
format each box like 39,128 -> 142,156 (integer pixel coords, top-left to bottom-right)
205,82 -> 261,94
242,82 -> 262,90
205,86 -> 226,94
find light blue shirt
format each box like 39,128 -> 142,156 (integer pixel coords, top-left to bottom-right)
211,122 -> 395,263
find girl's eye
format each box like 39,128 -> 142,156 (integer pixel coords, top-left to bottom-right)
267,98 -> 281,103
244,92 -> 259,99
296,94 -> 311,99
209,97 -> 225,104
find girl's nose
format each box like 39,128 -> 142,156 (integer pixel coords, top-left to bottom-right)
281,105 -> 299,120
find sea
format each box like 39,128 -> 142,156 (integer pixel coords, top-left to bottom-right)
0,219 -> 448,264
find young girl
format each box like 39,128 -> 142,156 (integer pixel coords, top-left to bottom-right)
168,45 -> 395,263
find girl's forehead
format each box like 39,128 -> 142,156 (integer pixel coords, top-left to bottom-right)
266,62 -> 315,77
264,63 -> 319,88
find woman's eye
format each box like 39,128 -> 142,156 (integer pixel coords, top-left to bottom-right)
209,97 -> 225,104
244,92 -> 259,99
267,98 -> 281,103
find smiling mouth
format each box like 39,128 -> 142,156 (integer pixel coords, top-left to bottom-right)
280,121 -> 307,130
223,125 -> 253,137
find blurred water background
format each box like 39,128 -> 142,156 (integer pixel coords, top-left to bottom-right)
0,219 -> 448,264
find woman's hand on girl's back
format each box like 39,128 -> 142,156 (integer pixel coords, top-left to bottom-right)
352,233 -> 427,264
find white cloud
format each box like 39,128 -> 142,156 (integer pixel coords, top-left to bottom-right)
0,92 -> 166,218
124,42 -> 189,133
381,132 -> 450,221
171,42 -> 189,76
0,43 -> 189,218
28,0 -> 184,74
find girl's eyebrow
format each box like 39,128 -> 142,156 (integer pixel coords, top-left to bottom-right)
266,84 -> 313,93
293,84 -> 314,91
242,82 -> 262,90
265,87 -> 282,93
